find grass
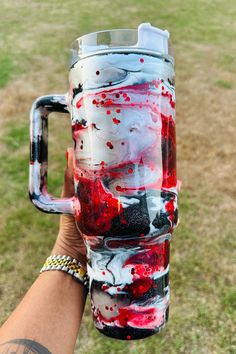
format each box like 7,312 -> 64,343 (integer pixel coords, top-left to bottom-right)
215,79 -> 233,89
0,1 -> 235,353
0,55 -> 15,88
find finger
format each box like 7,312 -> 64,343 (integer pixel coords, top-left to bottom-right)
61,147 -> 75,198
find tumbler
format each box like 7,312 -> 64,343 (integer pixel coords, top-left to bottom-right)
29,23 -> 178,340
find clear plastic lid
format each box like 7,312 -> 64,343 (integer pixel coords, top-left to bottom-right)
70,23 -> 173,66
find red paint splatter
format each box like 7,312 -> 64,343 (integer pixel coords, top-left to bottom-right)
116,109 -> 121,113
106,141 -> 114,149
161,113 -> 176,188
74,172 -> 80,181
76,101 -> 82,109
170,98 -> 175,109
96,304 -> 164,329
162,91 -> 170,98
128,168 -> 133,174
76,178 -> 123,235
127,335 -> 131,340
124,278 -> 153,298
115,185 -> 145,193
113,117 -> 120,125
166,199 -> 175,214
118,308 -> 129,326
106,110 -> 111,115
124,240 -> 170,276
140,58 -> 144,63
85,81 -> 172,111
102,284 -> 109,290
101,93 -> 106,99
104,98 -> 113,107
165,197 -> 175,223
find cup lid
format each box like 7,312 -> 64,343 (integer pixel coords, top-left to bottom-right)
136,23 -> 169,54
70,23 -> 171,66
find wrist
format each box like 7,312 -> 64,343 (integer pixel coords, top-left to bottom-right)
51,240 -> 87,268
41,255 -> 89,291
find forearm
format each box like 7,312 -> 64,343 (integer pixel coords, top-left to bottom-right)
0,271 -> 87,354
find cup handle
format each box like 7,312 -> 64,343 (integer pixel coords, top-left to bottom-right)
29,94 -> 76,215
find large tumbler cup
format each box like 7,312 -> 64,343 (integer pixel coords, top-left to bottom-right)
29,23 -> 178,340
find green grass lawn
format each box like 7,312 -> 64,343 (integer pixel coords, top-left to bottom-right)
0,1 -> 235,353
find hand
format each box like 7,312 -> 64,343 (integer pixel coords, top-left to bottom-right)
51,148 -> 87,267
